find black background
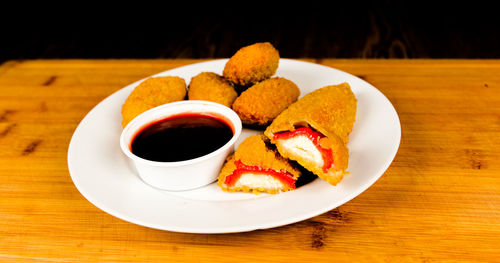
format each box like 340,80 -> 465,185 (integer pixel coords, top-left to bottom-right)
2,1 -> 499,63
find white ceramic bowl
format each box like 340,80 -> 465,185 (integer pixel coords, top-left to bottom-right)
120,100 -> 242,191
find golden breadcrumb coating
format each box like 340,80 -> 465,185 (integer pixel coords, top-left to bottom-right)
264,82 -> 357,185
232,77 -> 300,126
234,135 -> 301,176
217,134 -> 301,194
121,76 -> 186,127
223,42 -> 280,87
264,82 -> 357,144
187,72 -> 238,107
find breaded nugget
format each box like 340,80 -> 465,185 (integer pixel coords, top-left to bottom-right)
121,76 -> 186,127
231,77 -> 300,126
265,82 -> 357,144
187,72 -> 238,107
223,42 -> 280,87
217,134 -> 302,194
264,83 -> 357,185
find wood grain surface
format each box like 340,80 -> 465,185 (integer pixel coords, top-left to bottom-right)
0,59 -> 499,262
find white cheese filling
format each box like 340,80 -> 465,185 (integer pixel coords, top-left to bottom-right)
276,135 -> 324,167
234,173 -> 284,189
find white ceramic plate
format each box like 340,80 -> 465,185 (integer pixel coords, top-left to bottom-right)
68,59 -> 401,234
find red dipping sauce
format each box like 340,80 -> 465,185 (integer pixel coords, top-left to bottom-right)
131,113 -> 233,162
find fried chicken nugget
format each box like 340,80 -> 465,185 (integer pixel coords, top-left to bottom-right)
223,42 -> 280,87
121,76 -> 186,127
264,83 -> 357,186
217,134 -> 302,194
231,77 -> 300,126
187,72 -> 238,107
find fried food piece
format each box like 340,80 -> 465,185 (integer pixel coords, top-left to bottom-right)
264,83 -> 357,185
121,76 -> 186,127
269,127 -> 349,186
187,72 -> 238,107
223,42 -> 280,87
265,82 -> 357,143
232,77 -> 300,126
217,134 -> 302,194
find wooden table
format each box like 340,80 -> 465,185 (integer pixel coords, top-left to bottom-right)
0,59 -> 498,262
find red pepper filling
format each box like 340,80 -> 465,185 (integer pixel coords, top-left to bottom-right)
224,160 -> 296,189
273,127 -> 334,173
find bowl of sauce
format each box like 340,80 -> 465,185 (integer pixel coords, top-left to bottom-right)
120,100 -> 242,191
